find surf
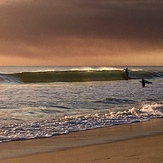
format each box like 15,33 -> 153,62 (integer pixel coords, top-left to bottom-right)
15,69 -> 163,83
0,101 -> 162,143
0,74 -> 21,84
0,66 -> 163,84
0,69 -> 162,84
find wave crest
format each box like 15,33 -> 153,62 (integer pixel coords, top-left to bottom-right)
11,70 -> 163,83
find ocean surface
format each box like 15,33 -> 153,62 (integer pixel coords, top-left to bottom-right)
0,66 -> 163,142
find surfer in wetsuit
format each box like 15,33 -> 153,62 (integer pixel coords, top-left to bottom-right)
140,78 -> 152,87
124,68 -> 129,79
141,78 -> 145,87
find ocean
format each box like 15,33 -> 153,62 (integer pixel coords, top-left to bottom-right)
0,66 -> 163,142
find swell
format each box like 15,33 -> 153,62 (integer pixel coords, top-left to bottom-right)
1,70 -> 163,83
15,70 -> 127,83
16,70 -> 163,83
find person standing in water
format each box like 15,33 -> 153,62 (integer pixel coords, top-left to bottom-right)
141,78 -> 146,87
140,78 -> 152,87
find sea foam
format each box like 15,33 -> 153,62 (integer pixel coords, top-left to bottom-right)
0,102 -> 162,143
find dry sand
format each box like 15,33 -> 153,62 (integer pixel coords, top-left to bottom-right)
0,118 -> 163,163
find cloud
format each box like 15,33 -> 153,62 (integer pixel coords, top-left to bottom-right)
0,0 -> 163,65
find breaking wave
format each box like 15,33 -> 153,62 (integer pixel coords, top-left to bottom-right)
0,101 -> 162,143
0,74 -> 21,84
0,69 -> 162,83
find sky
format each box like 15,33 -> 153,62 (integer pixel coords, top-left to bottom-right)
0,0 -> 163,66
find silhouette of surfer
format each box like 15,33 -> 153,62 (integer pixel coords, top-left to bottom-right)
141,78 -> 146,87
124,68 -> 129,79
140,78 -> 152,87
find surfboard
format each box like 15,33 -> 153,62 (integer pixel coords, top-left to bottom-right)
139,80 -> 152,84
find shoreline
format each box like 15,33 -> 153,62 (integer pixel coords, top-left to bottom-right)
0,118 -> 163,162
1,134 -> 162,163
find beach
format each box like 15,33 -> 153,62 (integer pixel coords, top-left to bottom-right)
0,118 -> 163,163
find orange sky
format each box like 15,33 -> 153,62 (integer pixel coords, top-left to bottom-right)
0,0 -> 163,66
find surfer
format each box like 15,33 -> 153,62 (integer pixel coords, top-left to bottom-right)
140,78 -> 152,87
141,78 -> 146,87
124,68 -> 129,79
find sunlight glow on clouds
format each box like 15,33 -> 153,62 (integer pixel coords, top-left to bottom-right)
0,0 -> 163,66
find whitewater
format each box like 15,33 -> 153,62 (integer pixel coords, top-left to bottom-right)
0,66 -> 163,142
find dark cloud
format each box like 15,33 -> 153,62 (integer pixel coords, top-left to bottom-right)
1,1 -> 163,40
0,0 -> 163,61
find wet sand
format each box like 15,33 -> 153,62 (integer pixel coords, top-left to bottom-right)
0,118 -> 163,163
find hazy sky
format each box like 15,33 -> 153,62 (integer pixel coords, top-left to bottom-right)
0,0 -> 163,66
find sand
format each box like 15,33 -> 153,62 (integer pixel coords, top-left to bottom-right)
0,118 -> 163,163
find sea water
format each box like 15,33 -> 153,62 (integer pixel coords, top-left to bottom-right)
0,66 -> 163,142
